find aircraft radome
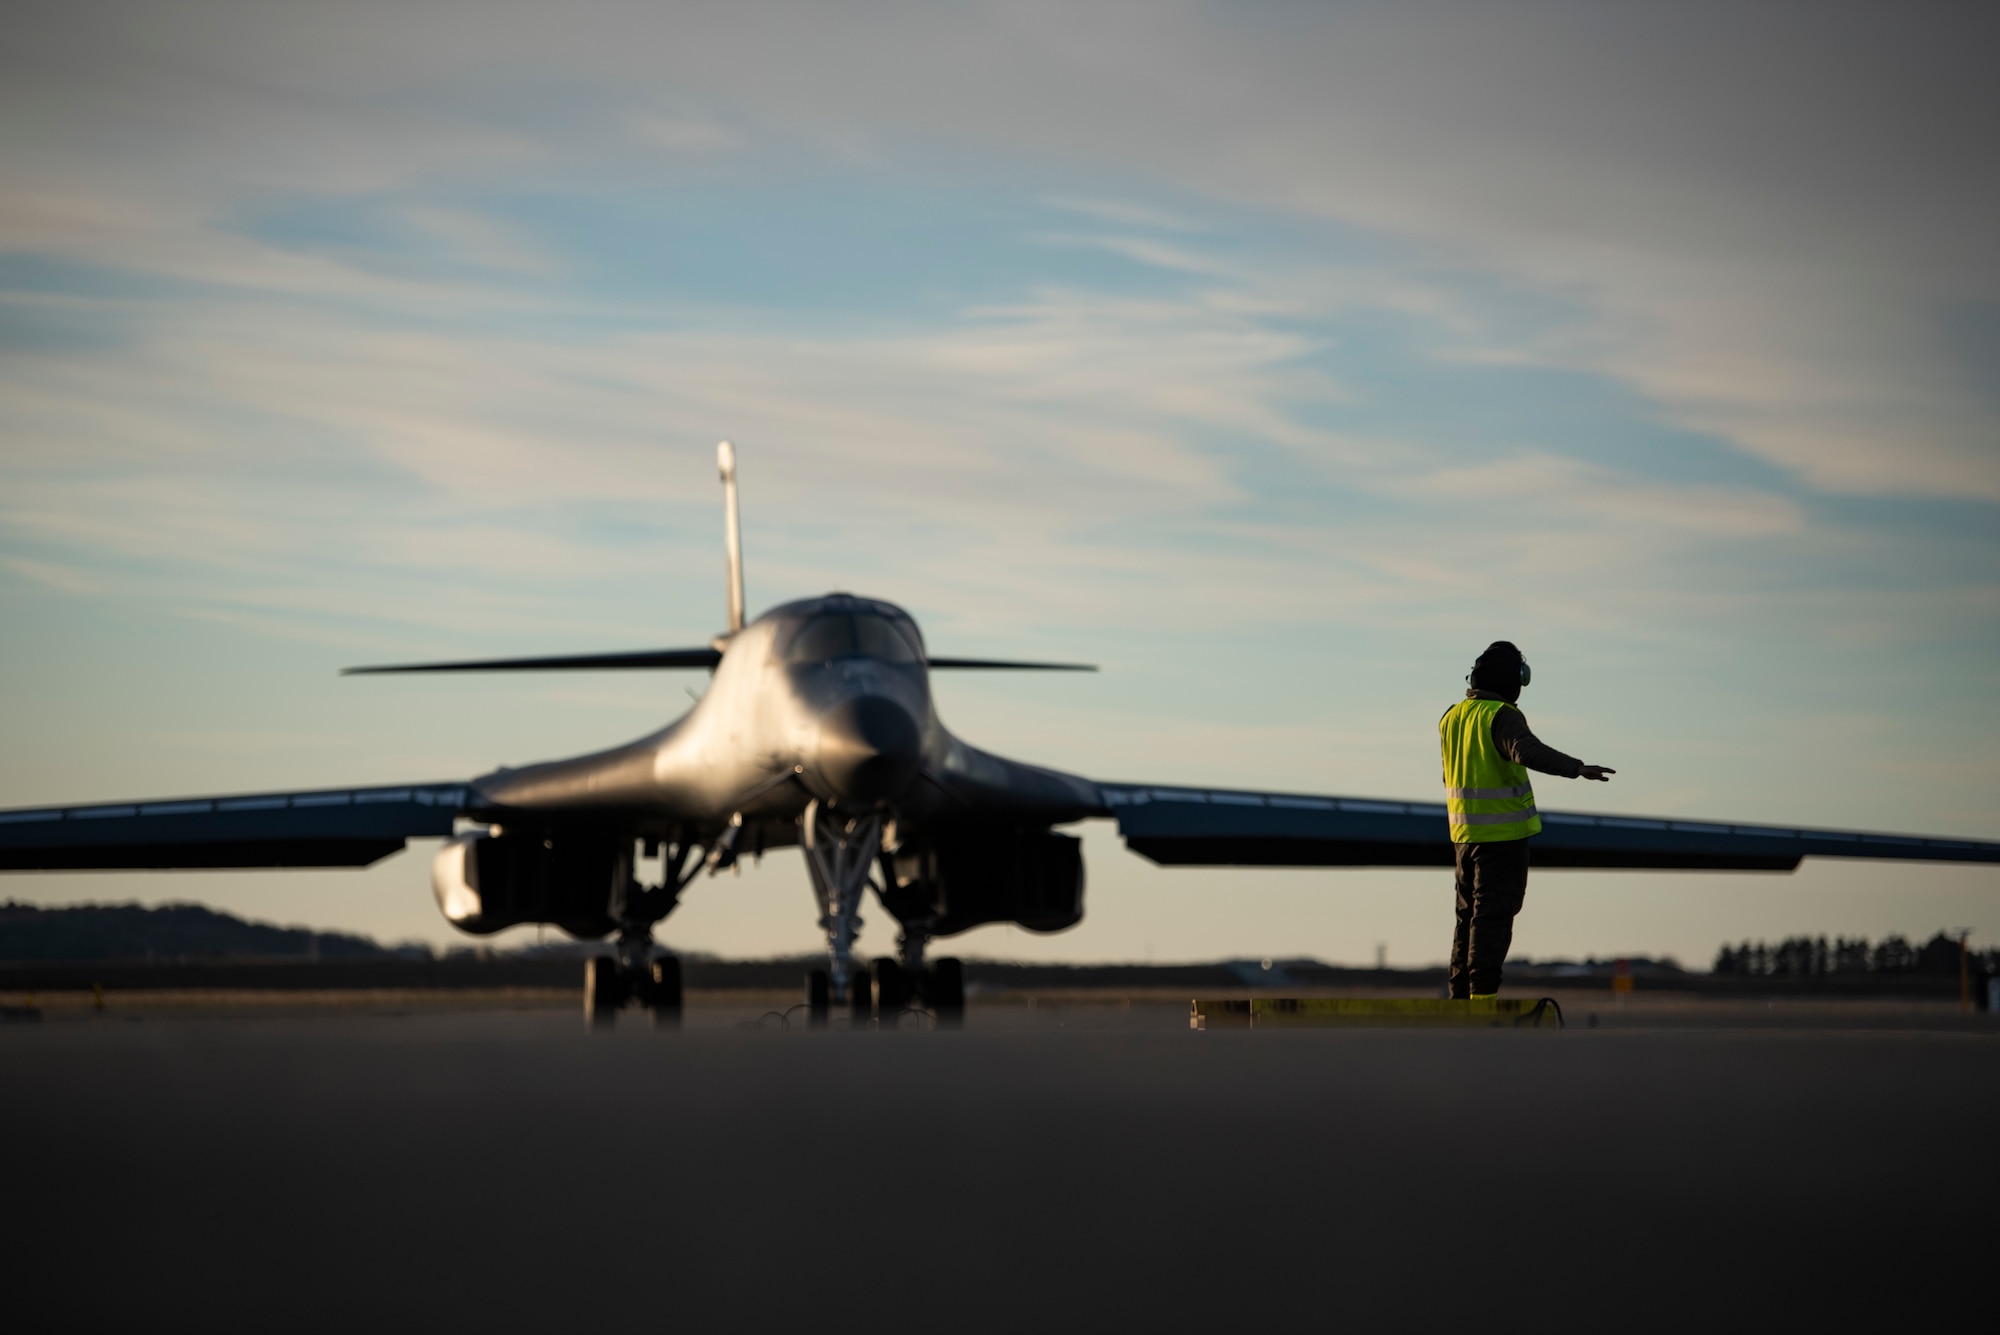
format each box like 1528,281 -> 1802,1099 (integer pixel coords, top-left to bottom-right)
4,443 -> 1996,1025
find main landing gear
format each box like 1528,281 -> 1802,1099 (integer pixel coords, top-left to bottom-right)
585,950 -> 683,1031
866,954 -> 964,1029
583,832 -> 700,1031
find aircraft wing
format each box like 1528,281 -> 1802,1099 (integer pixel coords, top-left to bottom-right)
1097,784 -> 2000,872
0,783 -> 471,871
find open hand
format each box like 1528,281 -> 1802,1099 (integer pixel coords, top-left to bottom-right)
1580,765 -> 1615,782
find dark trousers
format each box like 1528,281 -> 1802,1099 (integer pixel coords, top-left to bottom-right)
1449,839 -> 1530,998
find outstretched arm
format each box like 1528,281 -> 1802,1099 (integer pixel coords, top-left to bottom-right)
1492,710 -> 1614,781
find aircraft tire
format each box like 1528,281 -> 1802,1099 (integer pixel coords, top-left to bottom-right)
650,955 -> 683,1030
872,957 -> 909,1029
584,956 -> 620,1031
931,957 -> 965,1028
849,963 -> 874,1027
806,969 -> 830,1028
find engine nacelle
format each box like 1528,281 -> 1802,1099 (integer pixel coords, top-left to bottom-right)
431,829 -> 621,938
886,828 -> 1084,937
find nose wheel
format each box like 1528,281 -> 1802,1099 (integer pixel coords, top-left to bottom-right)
799,802 -> 968,1029
800,955 -> 962,1029
804,964 -> 874,1028
800,800 -> 881,1012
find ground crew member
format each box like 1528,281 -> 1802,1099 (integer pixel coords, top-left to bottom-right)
1441,641 -> 1614,999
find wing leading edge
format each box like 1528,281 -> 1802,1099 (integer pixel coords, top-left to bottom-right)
11,776 -> 1993,875
0,783 -> 470,871
1098,784 -> 2000,872
341,649 -> 1095,674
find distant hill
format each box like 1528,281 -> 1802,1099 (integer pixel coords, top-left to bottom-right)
0,900 -> 396,962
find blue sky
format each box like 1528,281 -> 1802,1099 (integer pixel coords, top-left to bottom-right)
2,2 -> 1996,965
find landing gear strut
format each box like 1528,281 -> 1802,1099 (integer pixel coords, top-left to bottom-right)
795,805 -> 968,1029
800,800 -> 880,1012
583,833 -> 700,1031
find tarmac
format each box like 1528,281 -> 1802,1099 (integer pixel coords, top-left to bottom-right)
3,993 -> 1993,1330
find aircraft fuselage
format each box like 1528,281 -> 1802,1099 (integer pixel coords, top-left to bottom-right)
467,592 -> 1106,850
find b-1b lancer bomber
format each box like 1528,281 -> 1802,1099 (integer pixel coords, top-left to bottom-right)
4,444 -> 1996,1024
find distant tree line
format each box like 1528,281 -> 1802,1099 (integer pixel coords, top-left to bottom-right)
1713,932 -> 1993,977
0,900 -> 406,962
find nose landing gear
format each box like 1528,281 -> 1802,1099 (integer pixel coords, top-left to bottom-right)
804,962 -> 874,1028
800,799 -> 880,1014
799,801 -> 968,1028
799,956 -> 963,1029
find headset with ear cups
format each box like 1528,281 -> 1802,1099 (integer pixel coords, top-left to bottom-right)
1465,651 -> 1532,689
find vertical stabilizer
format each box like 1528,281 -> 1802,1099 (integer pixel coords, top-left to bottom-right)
717,440 -> 745,634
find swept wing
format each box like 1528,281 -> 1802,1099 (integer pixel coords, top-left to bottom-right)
342,649 -> 1095,674
0,783 -> 470,870
1099,783 -> 2000,872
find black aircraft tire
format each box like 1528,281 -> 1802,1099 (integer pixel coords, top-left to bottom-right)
650,955 -> 684,1030
584,956 -> 620,1031
806,969 -> 830,1028
849,963 -> 874,1027
872,957 -> 909,1030
931,957 -> 965,1028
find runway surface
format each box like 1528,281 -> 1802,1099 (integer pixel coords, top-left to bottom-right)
4,998 -> 1993,1330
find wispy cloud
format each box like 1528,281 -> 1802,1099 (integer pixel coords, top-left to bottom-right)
1399,455 -> 1804,538
632,114 -> 742,154
399,206 -> 562,276
0,556 -> 101,595
1042,197 -> 1205,233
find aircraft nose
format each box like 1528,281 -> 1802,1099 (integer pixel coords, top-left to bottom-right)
811,695 -> 922,805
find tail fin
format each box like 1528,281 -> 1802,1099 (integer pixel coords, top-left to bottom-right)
718,440 -> 745,634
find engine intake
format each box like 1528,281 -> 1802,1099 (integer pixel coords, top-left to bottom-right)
432,829 -> 621,938
886,827 -> 1083,936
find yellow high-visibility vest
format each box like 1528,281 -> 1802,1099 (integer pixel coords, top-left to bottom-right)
1439,698 -> 1542,843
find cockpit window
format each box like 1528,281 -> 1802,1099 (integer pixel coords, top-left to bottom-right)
785,616 -> 856,663
784,613 -> 922,665
855,615 -> 920,663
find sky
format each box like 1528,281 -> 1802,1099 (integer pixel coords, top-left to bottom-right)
2,1 -> 1997,967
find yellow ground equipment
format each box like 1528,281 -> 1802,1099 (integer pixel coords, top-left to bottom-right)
1191,996 -> 1563,1030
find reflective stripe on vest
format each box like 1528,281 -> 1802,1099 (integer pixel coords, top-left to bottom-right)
1439,698 -> 1542,843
